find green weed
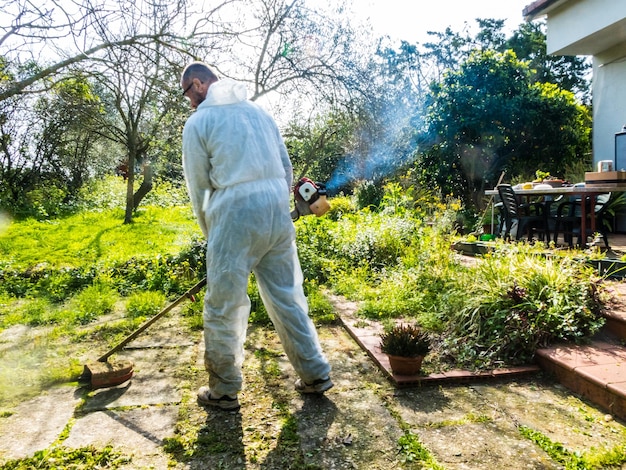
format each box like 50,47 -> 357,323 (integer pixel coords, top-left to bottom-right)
397,431 -> 444,469
0,178 -> 614,374
518,425 -> 619,469
125,291 -> 166,319
0,445 -> 131,469
180,295 -> 204,330
0,206 -> 199,271
443,244 -> 606,368
67,283 -> 117,324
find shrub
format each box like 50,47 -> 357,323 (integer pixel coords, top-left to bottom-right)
0,264 -> 96,302
354,180 -> 384,209
324,195 -> 356,221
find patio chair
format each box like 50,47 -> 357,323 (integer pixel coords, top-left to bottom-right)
552,193 -> 611,248
497,184 -> 548,241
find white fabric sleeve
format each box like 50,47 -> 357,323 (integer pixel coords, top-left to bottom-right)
182,122 -> 213,238
277,126 -> 293,192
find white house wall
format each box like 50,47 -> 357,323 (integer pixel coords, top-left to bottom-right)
593,57 -> 626,161
537,0 -> 626,166
527,0 -> 626,230
545,0 -> 626,56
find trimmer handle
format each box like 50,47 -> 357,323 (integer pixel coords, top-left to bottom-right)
97,278 -> 207,362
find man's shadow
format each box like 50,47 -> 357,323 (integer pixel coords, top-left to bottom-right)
260,394 -> 338,469
167,407 -> 245,468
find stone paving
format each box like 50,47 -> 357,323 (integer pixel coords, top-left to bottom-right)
1,299 -> 626,468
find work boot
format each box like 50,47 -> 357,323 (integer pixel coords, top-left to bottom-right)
197,386 -> 240,411
294,377 -> 334,394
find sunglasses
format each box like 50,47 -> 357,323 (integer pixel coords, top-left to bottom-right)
181,82 -> 193,96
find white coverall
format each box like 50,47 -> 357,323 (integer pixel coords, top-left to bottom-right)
182,78 -> 331,397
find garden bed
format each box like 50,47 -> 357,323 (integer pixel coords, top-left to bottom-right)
451,240 -> 626,279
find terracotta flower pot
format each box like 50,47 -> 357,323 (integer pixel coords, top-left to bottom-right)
387,354 -> 424,375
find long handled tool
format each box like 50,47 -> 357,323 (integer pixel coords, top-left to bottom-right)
474,170 -> 506,235
79,278 -> 207,389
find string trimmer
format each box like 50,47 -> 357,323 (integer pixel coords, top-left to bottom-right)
79,278 -> 207,389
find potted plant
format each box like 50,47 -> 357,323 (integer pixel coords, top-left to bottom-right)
479,211 -> 500,238
535,170 -> 565,187
379,324 -> 431,375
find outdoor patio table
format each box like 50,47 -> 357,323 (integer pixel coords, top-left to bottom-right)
484,184 -> 624,245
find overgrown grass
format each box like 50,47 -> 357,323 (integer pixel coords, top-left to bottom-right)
296,187 -> 610,370
0,205 -> 199,270
0,180 -> 613,380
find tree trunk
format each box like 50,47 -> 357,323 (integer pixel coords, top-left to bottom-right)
124,155 -> 135,224
133,163 -> 153,210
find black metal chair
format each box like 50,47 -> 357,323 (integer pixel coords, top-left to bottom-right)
497,184 -> 548,241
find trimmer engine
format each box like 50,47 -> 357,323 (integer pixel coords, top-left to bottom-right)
290,177 -> 330,221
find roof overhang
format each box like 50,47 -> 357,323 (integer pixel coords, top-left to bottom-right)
523,0 -> 570,21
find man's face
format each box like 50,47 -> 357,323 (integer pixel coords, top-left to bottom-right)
181,78 -> 207,109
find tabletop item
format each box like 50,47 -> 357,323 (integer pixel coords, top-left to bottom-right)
597,160 -> 614,172
585,171 -> 626,186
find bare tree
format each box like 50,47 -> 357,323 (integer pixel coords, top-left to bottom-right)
207,0 -> 368,106
74,0 -> 234,223
0,0 -> 234,101
1,0 -> 236,221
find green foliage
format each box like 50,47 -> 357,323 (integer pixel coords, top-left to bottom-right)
505,21 -> 590,101
68,283 -> 117,324
295,216 -> 341,285
125,291 -> 166,319
0,298 -> 54,328
324,195 -> 357,221
380,324 -> 431,357
354,180 -> 384,210
248,275 -> 336,326
75,175 -> 190,212
0,265 -> 97,303
442,244 -> 606,368
75,175 -> 128,211
378,181 -> 416,216
421,49 -> 591,211
0,175 -> 612,373
0,206 -> 199,271
25,186 -> 73,219
293,181 -> 608,370
305,281 -> 336,325
180,295 -> 205,330
248,274 -> 269,326
0,73 -> 110,218
0,206 -> 203,300
397,431 -> 444,468
284,108 -> 356,185
583,445 -> 626,468
0,445 -> 131,469
519,425 -> 585,468
516,425 -> 626,469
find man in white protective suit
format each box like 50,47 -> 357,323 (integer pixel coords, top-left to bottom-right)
180,62 -> 333,411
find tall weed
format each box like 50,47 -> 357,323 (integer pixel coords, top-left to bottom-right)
125,291 -> 166,319
67,283 -> 117,325
443,244 -> 606,368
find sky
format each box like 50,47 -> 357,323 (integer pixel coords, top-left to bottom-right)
354,0 -> 535,44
